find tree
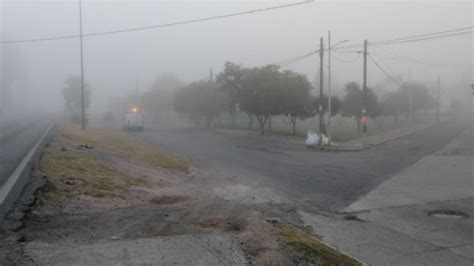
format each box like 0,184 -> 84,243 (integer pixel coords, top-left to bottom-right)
237,65 -> 286,135
380,91 -> 403,123
216,62 -> 246,128
313,95 -> 342,116
399,82 -> 435,116
279,71 -> 313,135
62,77 -> 92,123
1,41 -> 23,117
341,82 -> 379,130
142,73 -> 183,120
173,80 -> 227,127
380,81 -> 435,122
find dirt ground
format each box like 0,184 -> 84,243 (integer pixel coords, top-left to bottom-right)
0,125 -> 360,265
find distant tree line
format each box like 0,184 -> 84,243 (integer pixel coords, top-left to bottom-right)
62,77 -> 92,124
61,62 -> 437,135
171,61 -> 437,135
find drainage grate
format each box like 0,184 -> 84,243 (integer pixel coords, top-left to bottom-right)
428,210 -> 468,219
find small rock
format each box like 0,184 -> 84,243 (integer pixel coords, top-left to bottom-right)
16,235 -> 26,242
60,147 -> 68,152
77,144 -> 94,150
265,217 -> 279,224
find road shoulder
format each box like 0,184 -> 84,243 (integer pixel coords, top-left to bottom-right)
1,123 -> 361,265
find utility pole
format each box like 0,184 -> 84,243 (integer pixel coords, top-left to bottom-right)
0,82 -> 4,121
436,75 -> 440,123
362,39 -> 368,143
362,39 -> 368,110
318,37 -> 325,135
210,67 -> 213,82
79,0 -> 86,130
327,31 -> 332,143
408,68 -> 413,124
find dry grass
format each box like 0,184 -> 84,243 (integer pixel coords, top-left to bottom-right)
194,217 -> 248,232
38,149 -> 148,199
57,123 -> 187,170
277,224 -> 361,266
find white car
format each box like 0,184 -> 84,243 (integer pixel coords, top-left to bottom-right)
123,112 -> 144,131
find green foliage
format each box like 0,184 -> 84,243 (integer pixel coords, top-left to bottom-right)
173,80 -> 229,127
63,77 -> 91,110
313,95 -> 342,116
380,81 -> 435,119
142,74 -> 183,120
341,82 -> 379,117
62,77 -> 92,123
232,64 -> 313,135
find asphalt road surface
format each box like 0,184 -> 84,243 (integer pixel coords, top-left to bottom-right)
134,119 -> 468,211
0,117 -> 51,188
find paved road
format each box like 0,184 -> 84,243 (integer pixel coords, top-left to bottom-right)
0,117 -> 51,188
303,129 -> 473,265
133,119 -> 468,210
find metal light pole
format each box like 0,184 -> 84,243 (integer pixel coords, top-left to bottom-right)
318,37 -> 325,136
79,0 -> 86,130
327,31 -> 348,144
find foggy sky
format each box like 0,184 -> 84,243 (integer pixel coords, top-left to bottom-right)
1,0 -> 472,115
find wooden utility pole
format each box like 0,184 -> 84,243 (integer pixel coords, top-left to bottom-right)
319,37 -> 325,135
363,40 -> 368,110
210,67 -> 213,82
79,0 -> 86,130
327,31 -> 332,142
409,68 -> 413,124
436,75 -> 440,123
362,39 -> 368,143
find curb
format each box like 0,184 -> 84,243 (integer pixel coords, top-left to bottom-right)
0,122 -> 55,215
324,122 -> 439,152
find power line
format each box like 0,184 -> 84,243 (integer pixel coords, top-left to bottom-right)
371,26 -> 474,45
373,30 -> 473,46
333,26 -> 474,50
330,52 -> 361,63
368,54 -> 401,85
370,46 -> 474,68
279,28 -> 473,69
278,49 -> 319,67
1,0 -> 314,44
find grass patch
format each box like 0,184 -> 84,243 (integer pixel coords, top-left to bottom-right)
38,149 -> 147,199
215,113 -> 434,142
58,123 -> 187,170
194,217 -> 247,232
277,224 -> 361,266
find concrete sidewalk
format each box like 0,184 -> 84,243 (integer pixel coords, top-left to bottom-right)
329,122 -> 437,151
301,129 -> 473,265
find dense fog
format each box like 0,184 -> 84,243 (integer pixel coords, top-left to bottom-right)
0,0 -> 472,121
